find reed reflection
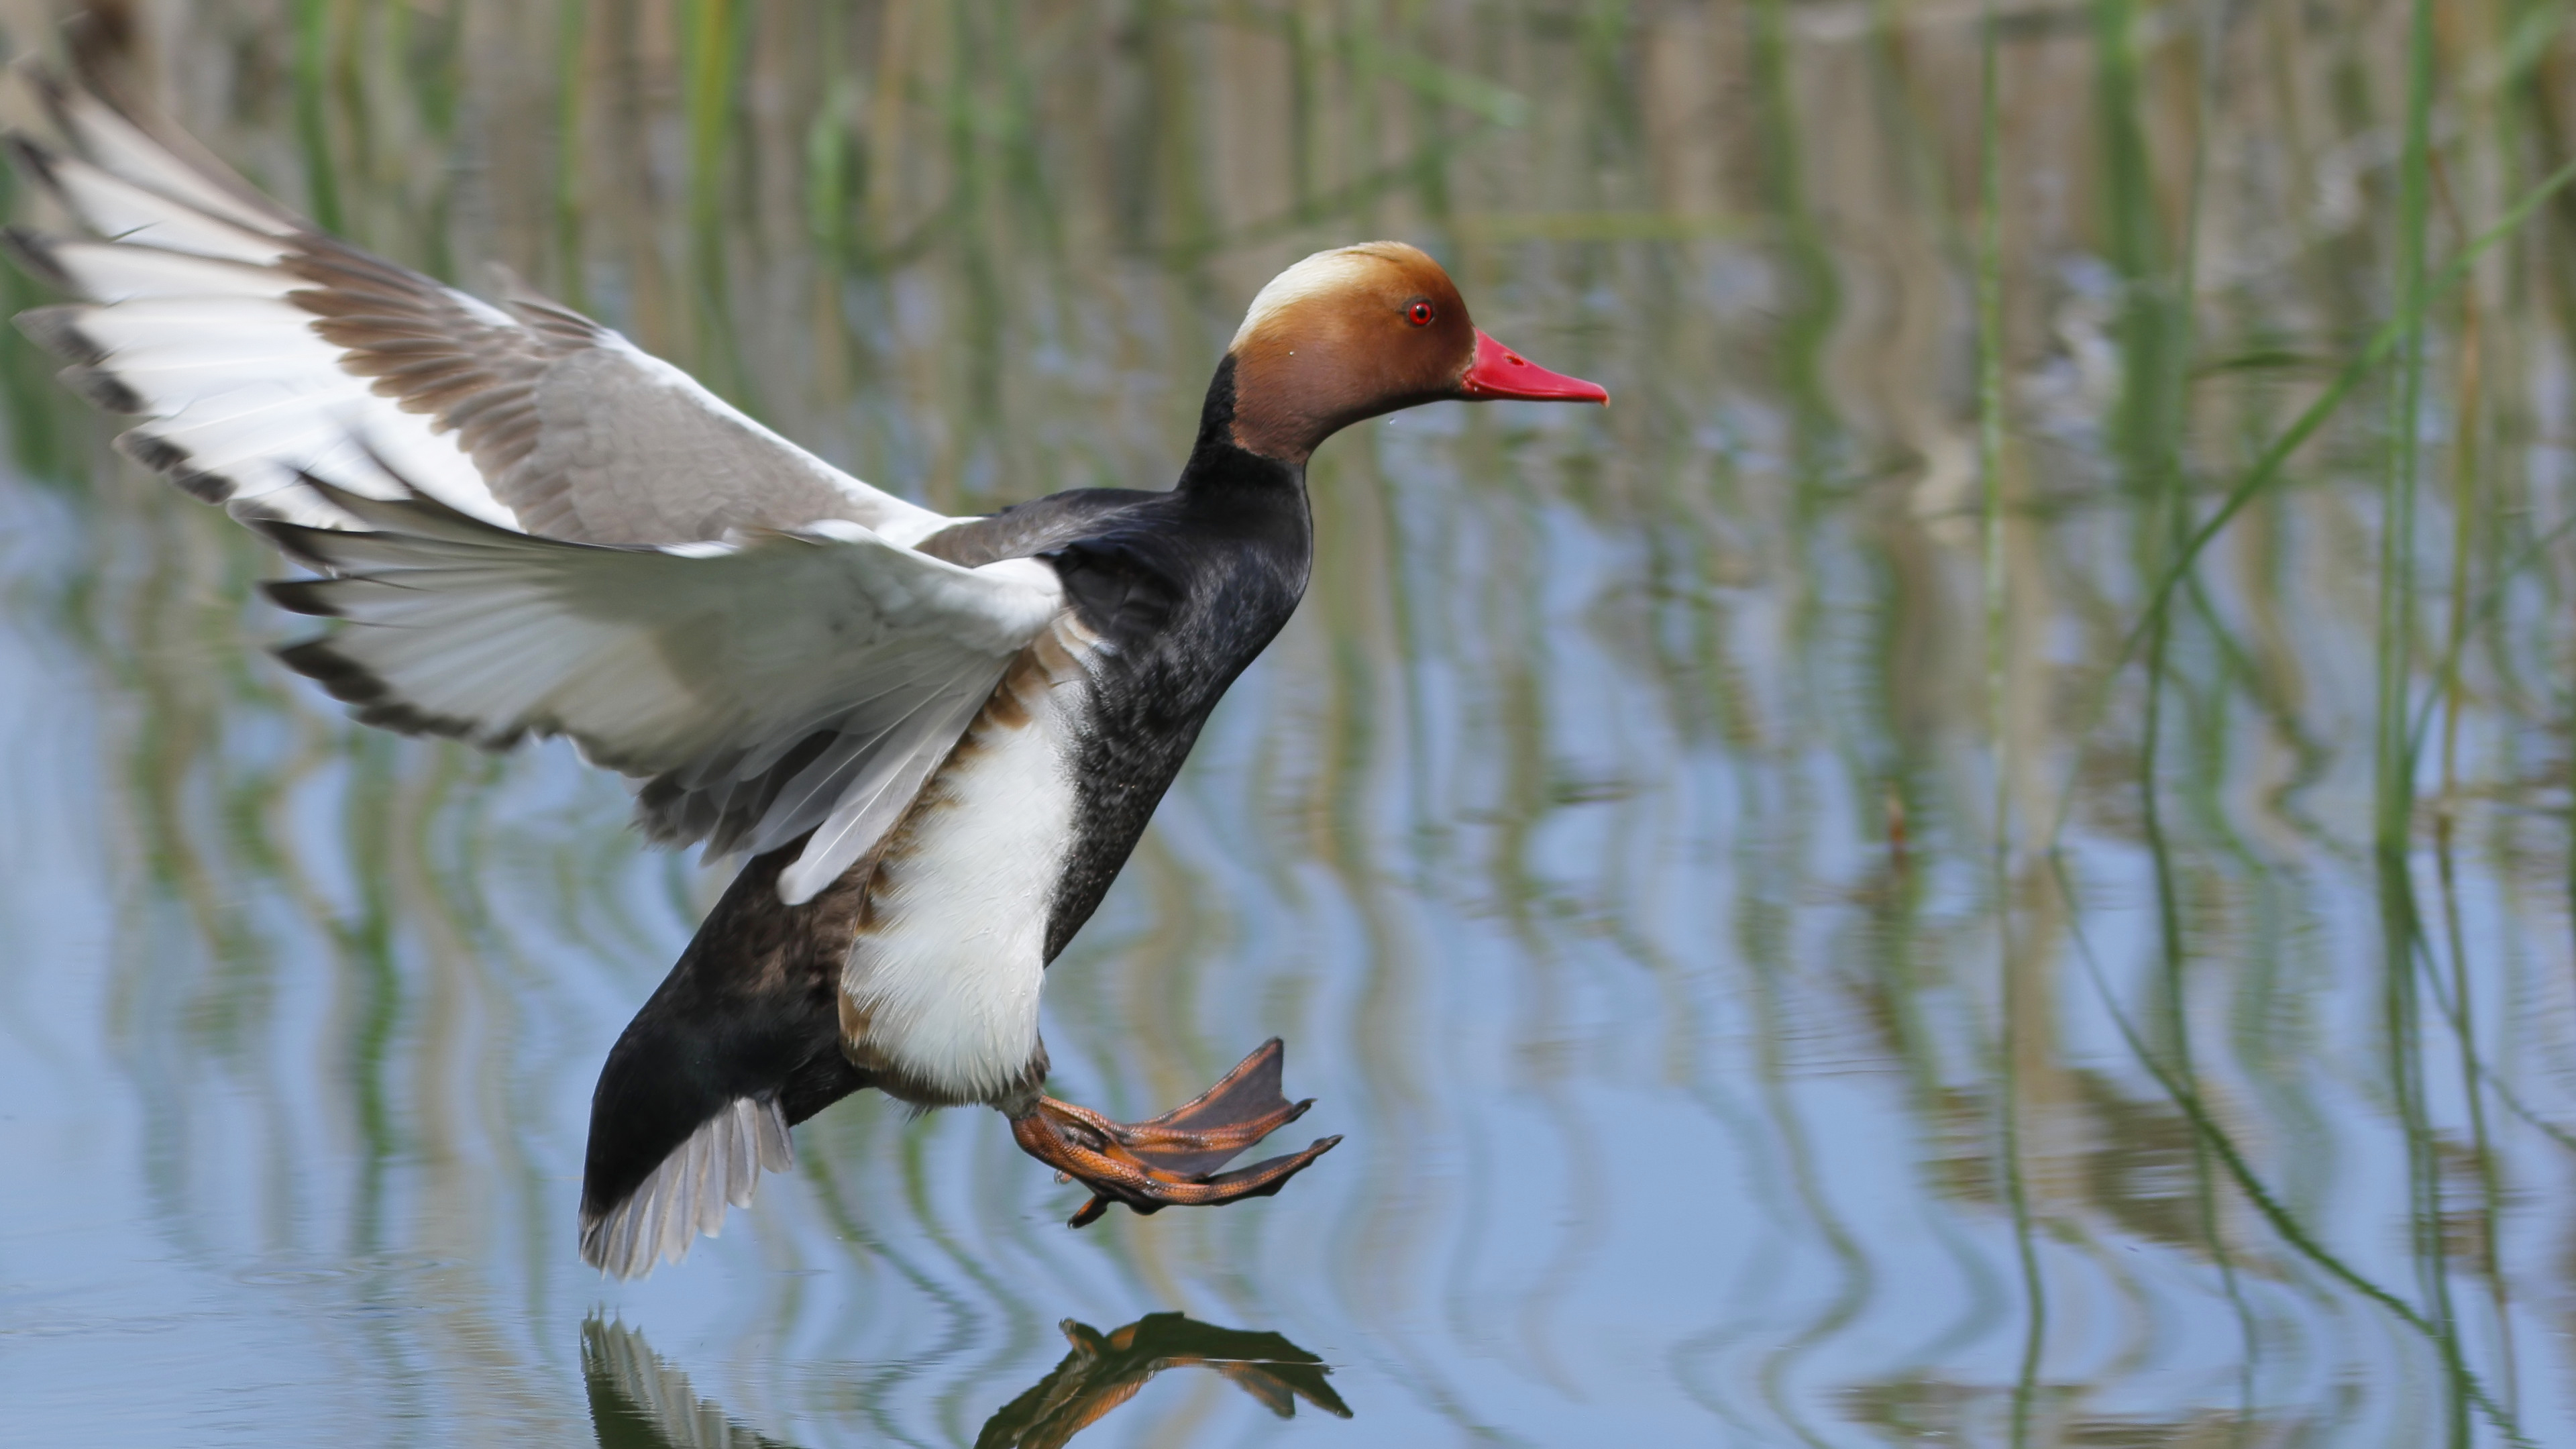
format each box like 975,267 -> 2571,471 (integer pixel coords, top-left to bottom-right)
580,1312 -> 1349,1449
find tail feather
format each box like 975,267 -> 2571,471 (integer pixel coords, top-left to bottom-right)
577,843 -> 875,1279
578,1096 -> 794,1281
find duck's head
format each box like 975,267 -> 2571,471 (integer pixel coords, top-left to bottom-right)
1219,241 -> 1607,465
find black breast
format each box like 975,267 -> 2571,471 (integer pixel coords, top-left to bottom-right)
914,436 -> 1313,965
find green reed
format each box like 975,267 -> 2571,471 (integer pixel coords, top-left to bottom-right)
1972,4 -> 2044,1444
550,0 -> 590,315
290,0 -> 342,234
2373,4 -> 2468,1441
2125,4 -> 2257,1434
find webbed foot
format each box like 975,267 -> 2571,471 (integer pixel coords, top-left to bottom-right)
1007,1038 -> 1340,1227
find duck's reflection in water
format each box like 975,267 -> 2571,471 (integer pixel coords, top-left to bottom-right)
581,1312 -> 1350,1449
582,1318 -> 794,1449
975,1313 -> 1351,1448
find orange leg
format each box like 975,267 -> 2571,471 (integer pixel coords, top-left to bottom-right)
1007,1038 -> 1341,1227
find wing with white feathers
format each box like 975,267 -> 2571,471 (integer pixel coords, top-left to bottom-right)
0,66 -> 1032,902
3,66 -> 949,547
257,473 -> 1067,905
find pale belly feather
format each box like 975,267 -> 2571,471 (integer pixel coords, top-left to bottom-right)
838,623 -> 1093,1105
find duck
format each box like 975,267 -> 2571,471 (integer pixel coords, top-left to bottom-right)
3,64 -> 1607,1278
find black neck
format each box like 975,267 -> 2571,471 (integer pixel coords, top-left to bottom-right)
1177,355 -> 1305,496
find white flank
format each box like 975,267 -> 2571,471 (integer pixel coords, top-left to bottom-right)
841,634 -> 1093,1102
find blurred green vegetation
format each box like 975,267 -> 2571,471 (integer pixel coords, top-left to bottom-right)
3,1 -> 2576,1444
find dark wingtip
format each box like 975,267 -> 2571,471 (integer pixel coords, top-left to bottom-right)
3,134 -> 62,195
273,636 -> 390,706
1,224 -> 75,293
113,428 -> 235,503
57,362 -> 144,413
222,494 -> 297,526
166,466 -> 233,504
272,631 -> 521,751
241,515 -> 336,569
17,303 -> 105,364
113,427 -> 189,472
258,578 -> 341,618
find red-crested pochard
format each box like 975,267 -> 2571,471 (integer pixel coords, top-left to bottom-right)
5,65 -> 1606,1277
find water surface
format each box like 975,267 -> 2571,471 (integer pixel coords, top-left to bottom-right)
3,3 -> 2575,1445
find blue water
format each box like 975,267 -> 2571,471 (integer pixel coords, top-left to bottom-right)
3,5 -> 2573,1446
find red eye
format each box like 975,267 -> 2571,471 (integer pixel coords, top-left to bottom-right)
1406,301 -> 1436,327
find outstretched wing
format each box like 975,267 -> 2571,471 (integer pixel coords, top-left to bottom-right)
1,66 -> 1020,901
258,473 -> 1065,904
3,66 -> 949,547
